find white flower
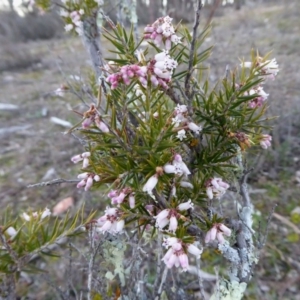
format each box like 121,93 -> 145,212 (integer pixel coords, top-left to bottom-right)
188,122 -> 202,134
177,129 -> 187,141
163,164 -> 177,174
22,212 -> 31,221
41,207 -> 51,219
180,181 -> 193,189
142,175 -> 158,195
64,24 -> 74,32
175,104 -> 187,114
187,243 -> 203,258
172,116 -> 182,127
6,227 -> 17,238
129,194 -> 135,208
240,61 -> 252,68
262,58 -> 279,78
177,199 -> 194,211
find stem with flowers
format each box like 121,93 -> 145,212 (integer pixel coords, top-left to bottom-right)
8,0 -> 279,298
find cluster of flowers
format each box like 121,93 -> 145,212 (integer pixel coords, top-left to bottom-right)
71,149 -> 101,192
22,207 -> 51,221
205,178 -> 230,200
107,188 -> 135,207
162,237 -> 202,271
245,85 -> 269,109
205,223 -> 232,244
5,208 -> 51,240
144,16 -> 181,50
154,200 -> 194,233
96,207 -> 125,234
61,9 -> 84,36
106,51 -> 178,90
171,104 -> 202,140
241,58 -> 279,109
260,134 -> 272,149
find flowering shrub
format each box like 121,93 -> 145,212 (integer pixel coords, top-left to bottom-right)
0,0 -> 280,299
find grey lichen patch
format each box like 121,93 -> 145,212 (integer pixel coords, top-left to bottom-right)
210,279 -> 247,300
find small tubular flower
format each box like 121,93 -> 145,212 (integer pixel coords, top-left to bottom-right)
71,152 -> 91,168
142,174 -> 158,196
188,122 -> 202,135
41,207 -> 51,219
154,209 -> 178,233
241,58 -> 279,80
129,193 -> 135,208
162,237 -> 202,272
177,199 -> 194,211
260,134 -> 272,149
205,177 -> 229,200
187,243 -> 203,258
76,173 -> 100,191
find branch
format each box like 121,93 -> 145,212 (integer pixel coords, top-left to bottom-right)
239,167 -> 253,207
185,0 -> 203,97
82,11 -> 104,81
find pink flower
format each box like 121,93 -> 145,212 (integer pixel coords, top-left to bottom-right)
71,152 -> 91,168
111,192 -> 127,205
260,134 -> 272,149
82,117 -> 94,128
143,16 -> 181,50
97,121 -> 109,133
205,223 -> 231,244
106,64 -> 148,89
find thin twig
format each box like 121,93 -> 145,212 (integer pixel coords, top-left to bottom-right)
27,178 -> 80,188
0,232 -> 20,271
153,232 -> 163,297
258,204 -> 277,249
196,255 -> 206,300
155,267 -> 168,300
